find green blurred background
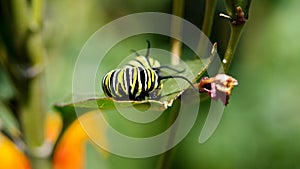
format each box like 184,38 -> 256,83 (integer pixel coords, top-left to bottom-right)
8,0 -> 300,168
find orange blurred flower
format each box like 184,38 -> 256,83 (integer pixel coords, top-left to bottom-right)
52,110 -> 107,169
0,133 -> 31,169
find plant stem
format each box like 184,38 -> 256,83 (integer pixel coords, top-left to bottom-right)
157,1 -> 185,168
11,0 -> 29,40
222,1 -> 252,72
7,0 -> 48,167
21,0 -> 47,152
195,0 -> 216,60
32,0 -> 44,26
202,0 -> 217,37
156,101 -> 180,169
222,24 -> 244,72
170,0 -> 184,65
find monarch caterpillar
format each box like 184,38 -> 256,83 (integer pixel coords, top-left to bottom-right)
102,41 -> 195,101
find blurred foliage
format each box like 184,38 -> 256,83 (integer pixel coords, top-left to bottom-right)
173,0 -> 300,169
1,0 -> 300,168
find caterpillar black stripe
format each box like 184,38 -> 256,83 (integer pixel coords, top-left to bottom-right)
102,66 -> 162,101
102,40 -> 195,101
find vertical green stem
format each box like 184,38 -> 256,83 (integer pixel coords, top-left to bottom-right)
18,0 -> 45,143
22,20 -> 46,152
11,0 -> 29,40
222,24 -> 244,73
32,0 -> 44,26
157,1 -> 186,168
172,0 -> 184,20
195,0 -> 216,59
8,0 -> 48,168
222,1 -> 252,72
156,102 -> 180,169
202,0 -> 217,37
170,0 -> 184,65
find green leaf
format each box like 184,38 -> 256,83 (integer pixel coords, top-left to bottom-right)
54,44 -> 217,132
55,61 -> 208,112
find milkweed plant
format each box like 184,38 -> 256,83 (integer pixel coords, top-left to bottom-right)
0,0 -> 251,169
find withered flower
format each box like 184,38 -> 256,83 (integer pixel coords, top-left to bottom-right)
196,74 -> 238,105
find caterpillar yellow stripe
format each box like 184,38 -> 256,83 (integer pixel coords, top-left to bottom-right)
102,66 -> 162,101
101,40 -> 195,101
